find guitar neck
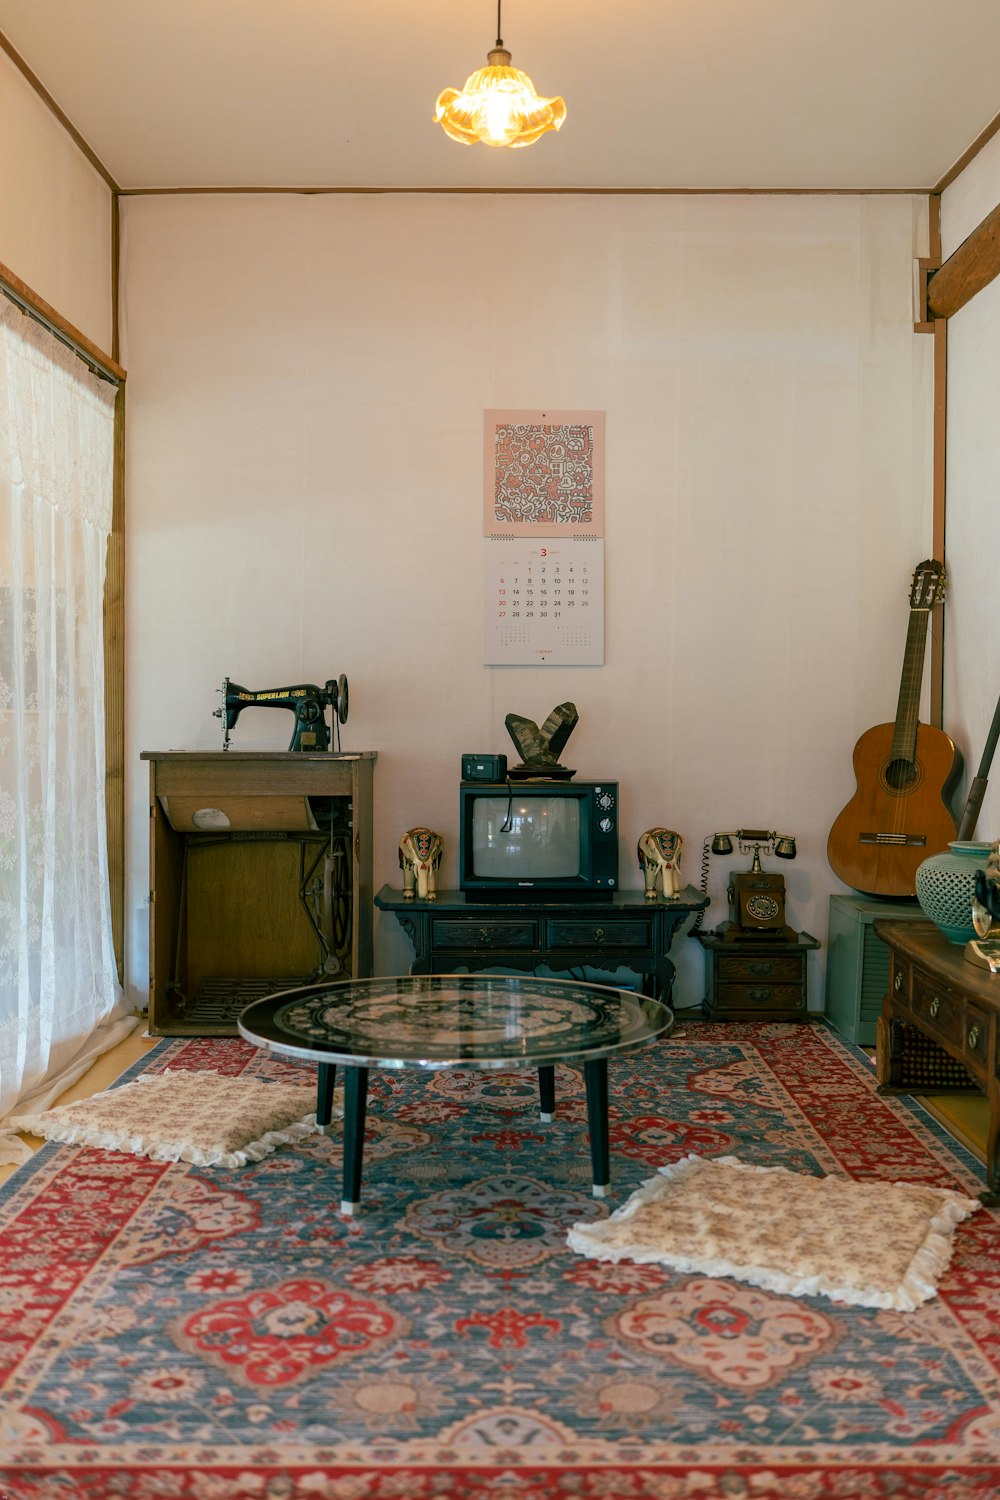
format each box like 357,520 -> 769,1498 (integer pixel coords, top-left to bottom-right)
890,607 -> 930,762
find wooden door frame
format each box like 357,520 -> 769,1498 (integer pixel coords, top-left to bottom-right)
916,185 -> 1000,729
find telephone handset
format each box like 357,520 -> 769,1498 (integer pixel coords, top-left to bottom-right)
702,829 -> 797,940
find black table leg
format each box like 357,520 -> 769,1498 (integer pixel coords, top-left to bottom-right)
341,1065 -> 369,1215
316,1063 -> 336,1129
583,1057 -> 610,1198
537,1064 -> 556,1121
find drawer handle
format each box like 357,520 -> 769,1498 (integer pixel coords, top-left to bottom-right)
929,996 -> 940,1019
894,972 -> 903,993
968,1025 -> 980,1049
594,927 -> 606,944
478,927 -> 492,945
748,961 -> 773,977
748,988 -> 773,1002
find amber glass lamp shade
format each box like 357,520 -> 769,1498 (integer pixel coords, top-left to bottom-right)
434,45 -> 566,149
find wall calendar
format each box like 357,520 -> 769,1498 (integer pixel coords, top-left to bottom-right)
484,538 -> 604,666
483,408 -> 605,666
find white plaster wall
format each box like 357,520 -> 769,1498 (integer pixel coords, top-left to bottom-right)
0,51 -> 113,352
120,191 -> 933,1012
940,129 -> 1000,261
941,168 -> 1000,844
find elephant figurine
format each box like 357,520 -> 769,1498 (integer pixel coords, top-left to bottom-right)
638,828 -> 683,900
399,827 -> 444,901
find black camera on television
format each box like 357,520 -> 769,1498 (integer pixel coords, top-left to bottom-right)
461,753 -> 508,782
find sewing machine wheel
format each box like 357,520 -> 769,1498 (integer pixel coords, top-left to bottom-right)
336,674 -> 349,723
320,846 -> 350,972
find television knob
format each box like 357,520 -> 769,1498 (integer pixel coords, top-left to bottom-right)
598,817 -> 614,833
597,792 -> 614,810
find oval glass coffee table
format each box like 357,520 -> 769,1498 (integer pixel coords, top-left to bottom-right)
238,974 -> 673,1214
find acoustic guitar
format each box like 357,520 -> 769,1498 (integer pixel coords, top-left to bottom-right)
827,560 -> 960,898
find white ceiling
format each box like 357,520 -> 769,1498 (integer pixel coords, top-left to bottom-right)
2,0 -> 1000,194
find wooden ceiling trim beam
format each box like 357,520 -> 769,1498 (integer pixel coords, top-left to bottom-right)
933,106 -> 1000,195
116,183 -> 927,197
0,257 -> 124,382
927,197 -> 1000,319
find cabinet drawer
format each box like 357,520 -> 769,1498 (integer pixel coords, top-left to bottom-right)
911,973 -> 964,1048
431,919 -> 538,951
716,952 -> 804,983
964,1003 -> 990,1071
890,957 -> 911,1004
716,984 -> 805,1012
547,919 -> 652,950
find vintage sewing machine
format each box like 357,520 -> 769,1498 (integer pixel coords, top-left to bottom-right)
214,674 -> 349,751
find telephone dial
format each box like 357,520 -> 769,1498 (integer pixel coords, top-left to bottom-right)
702,829 -> 797,941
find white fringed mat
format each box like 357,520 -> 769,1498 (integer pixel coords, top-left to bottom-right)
567,1153 -> 981,1310
11,1068 -> 332,1168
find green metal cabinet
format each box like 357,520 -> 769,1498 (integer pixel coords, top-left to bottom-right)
824,893 -> 920,1045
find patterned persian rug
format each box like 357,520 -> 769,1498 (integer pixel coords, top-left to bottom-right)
1,1021 -> 999,1500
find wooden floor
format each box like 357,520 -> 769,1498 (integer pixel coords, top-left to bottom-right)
0,1029 -> 159,1187
922,1093 -> 990,1165
0,1026 -> 990,1189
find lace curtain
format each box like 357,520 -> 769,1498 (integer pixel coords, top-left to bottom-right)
0,296 -> 137,1165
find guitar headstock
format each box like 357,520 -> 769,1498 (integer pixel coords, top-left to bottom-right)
910,558 -> 946,610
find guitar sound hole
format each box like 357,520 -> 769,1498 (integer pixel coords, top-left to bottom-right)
884,758 -> 918,792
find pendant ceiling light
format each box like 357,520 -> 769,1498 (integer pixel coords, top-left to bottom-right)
434,1 -> 566,149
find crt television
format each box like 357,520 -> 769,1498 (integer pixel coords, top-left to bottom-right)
459,780 -> 618,902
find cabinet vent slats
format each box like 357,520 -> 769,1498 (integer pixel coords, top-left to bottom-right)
824,894 -> 919,1045
860,926 -> 891,1017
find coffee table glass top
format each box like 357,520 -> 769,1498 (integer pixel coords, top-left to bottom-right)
238,974 -> 673,1071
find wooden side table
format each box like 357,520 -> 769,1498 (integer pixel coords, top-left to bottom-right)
695,926 -> 820,1020
874,917 -> 999,1203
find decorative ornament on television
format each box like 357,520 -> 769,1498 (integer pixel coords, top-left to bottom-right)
504,701 -> 578,779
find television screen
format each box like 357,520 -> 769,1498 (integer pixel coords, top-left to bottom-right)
470,795 -> 582,879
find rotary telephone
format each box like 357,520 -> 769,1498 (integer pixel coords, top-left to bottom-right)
703,829 -> 798,941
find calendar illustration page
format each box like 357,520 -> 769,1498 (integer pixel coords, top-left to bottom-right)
484,538 -> 604,666
484,410 -> 604,538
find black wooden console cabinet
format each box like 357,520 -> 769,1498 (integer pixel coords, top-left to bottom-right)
374,885 -> 708,1002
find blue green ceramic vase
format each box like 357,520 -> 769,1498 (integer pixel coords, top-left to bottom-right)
914,841 -> 992,944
